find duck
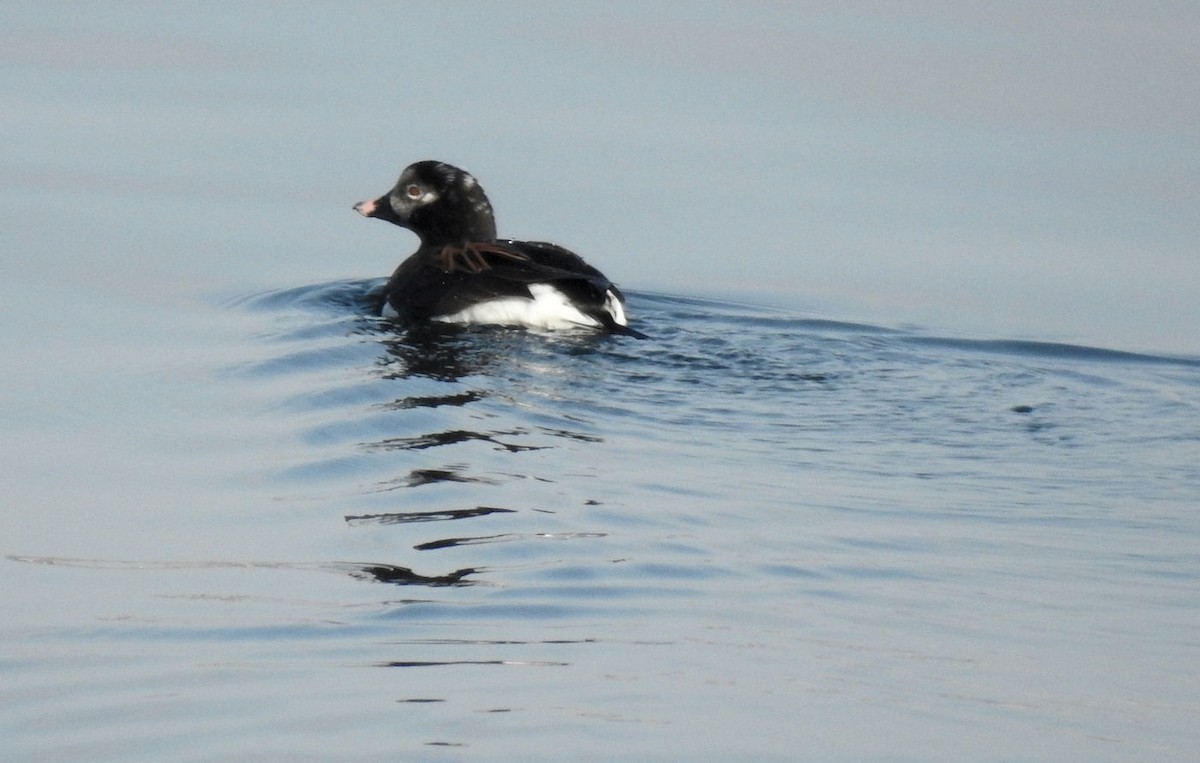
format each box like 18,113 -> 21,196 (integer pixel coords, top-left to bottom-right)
354,160 -> 644,338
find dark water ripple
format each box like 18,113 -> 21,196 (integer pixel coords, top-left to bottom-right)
224,279 -> 1200,588
7,280 -> 1200,760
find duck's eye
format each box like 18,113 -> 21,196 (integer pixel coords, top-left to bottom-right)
405,184 -> 422,199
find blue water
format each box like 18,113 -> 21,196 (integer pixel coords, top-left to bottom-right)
6,280 -> 1199,761
4,3 -> 1200,761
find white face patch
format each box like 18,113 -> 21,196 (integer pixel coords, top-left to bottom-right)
391,186 -> 438,214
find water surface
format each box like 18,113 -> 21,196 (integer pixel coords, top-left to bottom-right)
5,281 -> 1198,761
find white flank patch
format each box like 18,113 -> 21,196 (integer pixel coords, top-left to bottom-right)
434,283 -> 604,331
603,289 -> 628,326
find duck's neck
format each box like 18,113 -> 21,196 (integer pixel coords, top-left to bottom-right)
420,217 -> 497,248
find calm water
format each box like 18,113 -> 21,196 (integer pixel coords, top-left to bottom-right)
4,281 -> 1199,761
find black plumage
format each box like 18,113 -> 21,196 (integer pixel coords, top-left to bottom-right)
354,160 -> 643,337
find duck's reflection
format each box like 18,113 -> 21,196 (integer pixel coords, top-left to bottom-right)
232,281 -> 618,592
346,562 -> 479,587
345,506 -> 516,525
342,324 -> 619,589
376,323 -> 509,383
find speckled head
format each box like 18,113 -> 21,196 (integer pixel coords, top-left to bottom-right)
354,160 -> 497,245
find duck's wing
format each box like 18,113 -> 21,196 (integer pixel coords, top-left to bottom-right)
429,240 -> 645,337
436,239 -> 601,278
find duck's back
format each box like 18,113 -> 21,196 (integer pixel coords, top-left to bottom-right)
384,239 -> 635,334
